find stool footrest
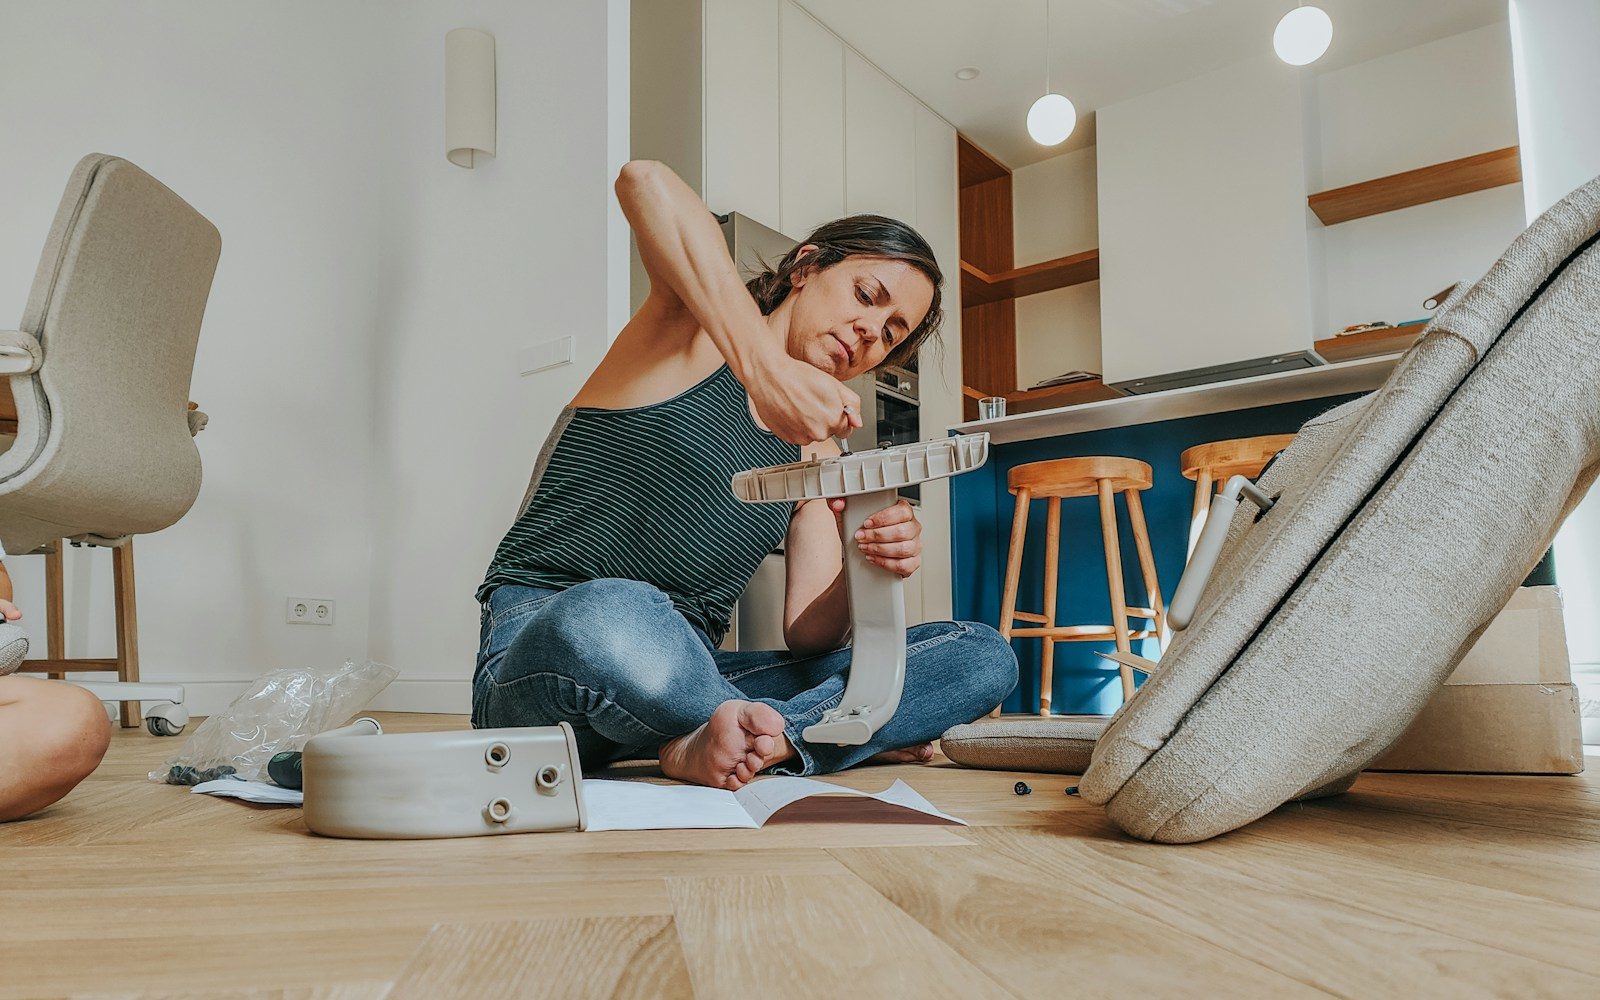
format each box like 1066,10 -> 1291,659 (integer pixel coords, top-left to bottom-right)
1010,625 -> 1157,641
1010,608 -> 1159,629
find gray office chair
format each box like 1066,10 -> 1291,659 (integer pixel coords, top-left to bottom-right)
0,154 -> 220,734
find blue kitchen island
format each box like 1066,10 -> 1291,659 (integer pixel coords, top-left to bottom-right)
947,355 -> 1402,716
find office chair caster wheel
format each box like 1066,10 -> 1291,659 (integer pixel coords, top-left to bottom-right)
143,700 -> 189,737
147,716 -> 183,737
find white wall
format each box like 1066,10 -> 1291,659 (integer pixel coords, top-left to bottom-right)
1011,146 -> 1100,387
0,1 -> 387,712
0,1 -> 629,713
1314,23 -> 1524,336
1511,0 -> 1600,691
364,0 -> 630,710
1097,56 -> 1317,386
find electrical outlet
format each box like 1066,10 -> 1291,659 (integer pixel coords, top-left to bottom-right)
286,597 -> 335,626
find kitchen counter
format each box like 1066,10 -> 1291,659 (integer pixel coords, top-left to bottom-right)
947,356 -> 1401,716
952,354 -> 1401,444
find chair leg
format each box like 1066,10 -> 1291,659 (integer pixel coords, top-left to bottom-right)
1125,488 -> 1167,652
1039,496 -> 1061,717
112,541 -> 141,728
994,487 -> 1031,717
1186,469 -> 1212,562
1098,480 -> 1135,701
45,541 -> 65,680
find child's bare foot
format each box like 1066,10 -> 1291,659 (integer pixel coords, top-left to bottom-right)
659,700 -> 791,790
867,742 -> 935,765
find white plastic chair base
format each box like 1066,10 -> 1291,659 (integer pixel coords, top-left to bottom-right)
732,434 -> 990,745
302,718 -> 587,839
73,680 -> 189,736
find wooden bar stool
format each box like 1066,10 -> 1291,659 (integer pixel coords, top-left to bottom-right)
997,456 -> 1166,713
1179,434 -> 1295,559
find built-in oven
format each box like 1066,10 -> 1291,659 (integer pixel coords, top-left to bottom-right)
844,355 -> 922,502
872,363 -> 921,502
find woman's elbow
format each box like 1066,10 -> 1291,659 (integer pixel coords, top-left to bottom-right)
615,159 -> 665,192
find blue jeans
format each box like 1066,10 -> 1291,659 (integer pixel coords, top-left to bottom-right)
472,578 -> 1018,776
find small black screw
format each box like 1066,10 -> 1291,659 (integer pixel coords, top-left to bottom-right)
1013,781 -> 1031,796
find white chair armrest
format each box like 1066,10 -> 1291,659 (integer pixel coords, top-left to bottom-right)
0,330 -> 43,375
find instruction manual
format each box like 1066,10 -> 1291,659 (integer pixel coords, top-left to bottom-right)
191,774 -> 967,832
581,776 -> 966,831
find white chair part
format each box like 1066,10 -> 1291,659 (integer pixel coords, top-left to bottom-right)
302,718 -> 588,839
731,434 -> 990,745
73,680 -> 189,736
1167,475 -> 1276,631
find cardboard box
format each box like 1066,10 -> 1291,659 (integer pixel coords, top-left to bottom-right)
1370,586 -> 1585,774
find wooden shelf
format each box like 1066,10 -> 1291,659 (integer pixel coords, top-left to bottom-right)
1314,321 -> 1427,363
962,378 -> 1123,416
1308,147 -> 1521,226
958,137 -> 1009,186
960,249 -> 1100,307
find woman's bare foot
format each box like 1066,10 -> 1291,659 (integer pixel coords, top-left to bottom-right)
659,700 -> 791,790
867,742 -> 935,765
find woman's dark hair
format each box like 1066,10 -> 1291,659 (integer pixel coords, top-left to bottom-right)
745,214 -> 943,371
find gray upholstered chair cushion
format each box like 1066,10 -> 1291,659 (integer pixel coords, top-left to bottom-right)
940,717 -> 1106,774
1074,173 -> 1600,843
0,155 -> 219,555
0,622 -> 27,675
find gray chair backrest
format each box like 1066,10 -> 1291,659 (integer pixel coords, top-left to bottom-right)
0,154 -> 220,555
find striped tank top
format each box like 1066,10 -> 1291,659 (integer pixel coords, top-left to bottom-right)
478,363 -> 801,646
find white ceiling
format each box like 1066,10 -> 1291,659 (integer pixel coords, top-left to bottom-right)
796,0 -> 1508,170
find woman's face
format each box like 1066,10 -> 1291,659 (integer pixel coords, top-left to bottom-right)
783,249 -> 934,380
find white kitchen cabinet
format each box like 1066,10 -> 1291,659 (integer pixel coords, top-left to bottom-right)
704,0 -> 782,229
912,104 -> 960,624
1096,57 -> 1316,386
844,49 -> 917,224
779,1 -> 845,240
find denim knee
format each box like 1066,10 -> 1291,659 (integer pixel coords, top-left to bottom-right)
510,578 -> 681,696
959,621 -> 1019,708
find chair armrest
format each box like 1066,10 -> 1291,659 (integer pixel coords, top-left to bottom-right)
0,330 -> 42,375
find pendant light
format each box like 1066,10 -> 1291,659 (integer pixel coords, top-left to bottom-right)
1273,4 -> 1333,66
1026,0 -> 1076,147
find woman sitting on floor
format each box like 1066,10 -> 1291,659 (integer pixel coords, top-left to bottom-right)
471,159 -> 1016,790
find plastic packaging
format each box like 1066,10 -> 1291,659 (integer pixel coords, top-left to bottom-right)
152,659 -> 397,784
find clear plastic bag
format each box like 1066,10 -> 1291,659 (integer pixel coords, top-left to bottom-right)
152,659 -> 398,784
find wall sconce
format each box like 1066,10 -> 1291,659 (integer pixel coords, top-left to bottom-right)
445,28 -> 496,168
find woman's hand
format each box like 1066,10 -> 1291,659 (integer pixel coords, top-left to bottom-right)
830,497 -> 921,578
746,351 -> 862,446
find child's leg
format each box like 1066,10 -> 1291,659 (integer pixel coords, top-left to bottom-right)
0,676 -> 111,822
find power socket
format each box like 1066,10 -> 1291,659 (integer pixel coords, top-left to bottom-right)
286,597 -> 335,626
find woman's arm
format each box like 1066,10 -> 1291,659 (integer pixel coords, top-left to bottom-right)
613,161 -> 860,446
783,496 -> 851,657
614,160 -> 774,378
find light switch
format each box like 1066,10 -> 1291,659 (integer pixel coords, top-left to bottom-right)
517,336 -> 573,376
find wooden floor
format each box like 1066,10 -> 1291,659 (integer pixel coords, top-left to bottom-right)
5,713 -> 1599,999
